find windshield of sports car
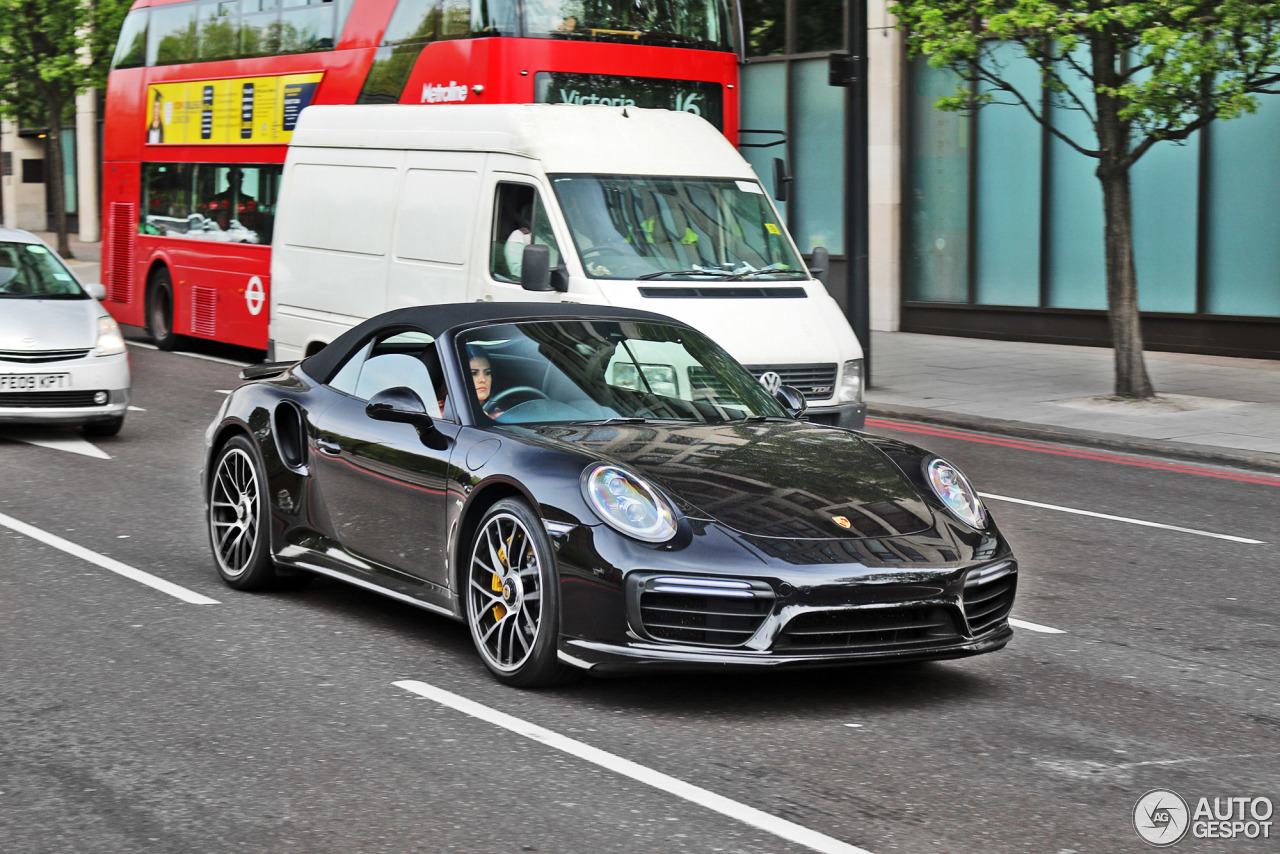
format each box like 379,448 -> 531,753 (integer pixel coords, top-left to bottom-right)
0,242 -> 86,299
550,175 -> 807,281
457,319 -> 789,426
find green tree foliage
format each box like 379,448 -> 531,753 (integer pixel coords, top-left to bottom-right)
891,1 -> 1280,399
0,0 -> 130,256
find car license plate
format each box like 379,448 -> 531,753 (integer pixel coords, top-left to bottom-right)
0,373 -> 72,390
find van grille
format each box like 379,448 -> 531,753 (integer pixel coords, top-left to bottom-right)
744,363 -> 838,401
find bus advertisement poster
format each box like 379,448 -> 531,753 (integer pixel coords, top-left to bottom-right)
146,73 -> 323,145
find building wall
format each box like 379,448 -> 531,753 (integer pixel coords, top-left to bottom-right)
903,49 -> 1280,358
0,120 -> 48,231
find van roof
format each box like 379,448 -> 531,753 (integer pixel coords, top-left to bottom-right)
289,104 -> 756,179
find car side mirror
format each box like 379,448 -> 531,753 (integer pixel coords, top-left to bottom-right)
85,283 -> 107,300
366,387 -> 448,449
520,243 -> 553,292
808,246 -> 829,286
774,384 -> 807,418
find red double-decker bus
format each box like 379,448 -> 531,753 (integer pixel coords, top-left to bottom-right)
101,0 -> 741,350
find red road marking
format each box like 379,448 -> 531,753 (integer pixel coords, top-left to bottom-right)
865,417 -> 1280,487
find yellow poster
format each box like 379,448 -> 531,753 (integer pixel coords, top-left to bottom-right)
146,72 -> 324,145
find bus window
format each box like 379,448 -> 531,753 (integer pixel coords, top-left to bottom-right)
199,0 -> 241,61
281,0 -> 338,53
242,0 -> 283,56
111,8 -> 149,70
142,164 -> 282,246
149,3 -> 198,66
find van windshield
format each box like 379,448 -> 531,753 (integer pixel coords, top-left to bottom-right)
549,175 -> 808,282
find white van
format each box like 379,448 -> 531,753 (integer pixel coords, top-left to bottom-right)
270,104 -> 865,428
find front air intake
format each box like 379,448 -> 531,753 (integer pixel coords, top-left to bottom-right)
631,575 -> 775,647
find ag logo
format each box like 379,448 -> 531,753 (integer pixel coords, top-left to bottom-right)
245,275 -> 265,316
1134,789 -> 1190,846
758,371 -> 782,394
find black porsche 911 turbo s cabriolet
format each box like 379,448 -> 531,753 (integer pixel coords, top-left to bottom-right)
203,303 -> 1016,687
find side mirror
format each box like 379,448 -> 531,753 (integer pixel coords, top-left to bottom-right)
366,387 -> 447,449
85,283 -> 107,300
520,243 -> 553,292
772,157 -> 793,203
774,384 -> 807,418
808,246 -> 829,285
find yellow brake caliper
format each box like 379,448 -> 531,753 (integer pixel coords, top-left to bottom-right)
491,536 -> 510,622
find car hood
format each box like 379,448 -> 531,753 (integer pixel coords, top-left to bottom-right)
0,298 -> 99,351
527,421 -> 934,539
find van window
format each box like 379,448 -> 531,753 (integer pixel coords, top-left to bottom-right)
490,183 -> 562,282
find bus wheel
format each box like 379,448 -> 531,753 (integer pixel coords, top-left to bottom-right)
147,268 -> 179,351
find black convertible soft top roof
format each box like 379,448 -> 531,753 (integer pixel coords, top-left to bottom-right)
299,302 -> 680,383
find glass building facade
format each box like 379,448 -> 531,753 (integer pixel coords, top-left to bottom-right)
906,51 -> 1280,358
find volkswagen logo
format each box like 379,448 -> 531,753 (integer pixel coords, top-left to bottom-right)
758,371 -> 783,394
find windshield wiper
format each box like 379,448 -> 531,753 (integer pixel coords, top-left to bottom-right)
722,268 -> 808,281
635,269 -> 733,281
572,417 -> 652,425
730,415 -> 794,423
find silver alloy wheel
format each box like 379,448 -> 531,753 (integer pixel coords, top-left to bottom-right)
210,447 -> 261,578
467,511 -> 544,673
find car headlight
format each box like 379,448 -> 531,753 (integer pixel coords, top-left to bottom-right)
94,315 -> 126,356
582,464 -> 677,543
926,458 -> 986,528
838,359 -> 863,403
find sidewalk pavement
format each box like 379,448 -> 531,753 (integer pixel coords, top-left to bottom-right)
866,331 -> 1280,474
23,230 -> 1280,472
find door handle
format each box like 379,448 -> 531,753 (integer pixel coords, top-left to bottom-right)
316,437 -> 341,456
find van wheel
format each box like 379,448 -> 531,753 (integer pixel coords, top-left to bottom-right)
147,268 -> 179,351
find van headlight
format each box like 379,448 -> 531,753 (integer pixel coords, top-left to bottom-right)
582,464 -> 677,543
926,458 -> 986,528
94,316 -> 126,356
838,359 -> 863,403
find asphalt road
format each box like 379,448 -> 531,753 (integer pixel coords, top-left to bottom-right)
2,340 -> 1277,854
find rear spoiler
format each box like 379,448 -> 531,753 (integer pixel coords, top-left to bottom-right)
240,361 -> 296,382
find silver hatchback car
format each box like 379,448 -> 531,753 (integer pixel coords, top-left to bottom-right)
0,228 -> 131,436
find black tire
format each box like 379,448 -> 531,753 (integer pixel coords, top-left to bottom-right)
147,268 -> 178,351
465,498 -> 571,688
207,435 -> 277,590
83,415 -> 125,438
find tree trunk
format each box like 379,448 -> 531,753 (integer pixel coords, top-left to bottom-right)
1096,166 -> 1152,398
45,100 -> 74,260
1092,33 -> 1153,399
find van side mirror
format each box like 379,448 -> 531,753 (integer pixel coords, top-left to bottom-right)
774,385 -> 808,418
809,246 -> 829,285
520,243 -> 553,292
772,157 -> 793,202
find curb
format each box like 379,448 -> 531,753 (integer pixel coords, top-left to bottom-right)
866,403 -> 1280,477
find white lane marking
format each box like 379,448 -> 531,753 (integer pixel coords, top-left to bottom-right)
0,511 -> 219,605
127,405 -> 146,412
394,680 -> 875,854
215,389 -> 233,395
979,493 -> 1264,545
1009,618 -> 1066,634
126,340 -> 249,367
0,431 -> 110,459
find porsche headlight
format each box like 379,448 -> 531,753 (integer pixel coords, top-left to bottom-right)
583,464 -> 677,543
94,315 -> 126,356
926,458 -> 986,528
